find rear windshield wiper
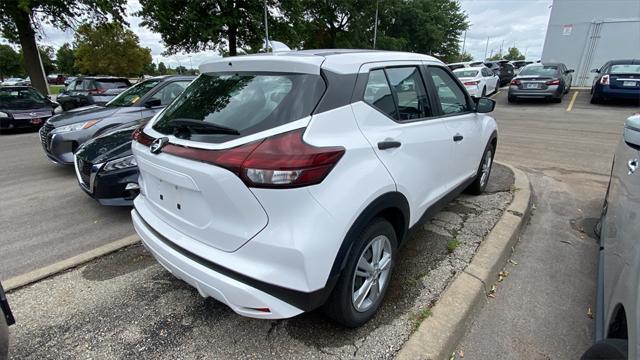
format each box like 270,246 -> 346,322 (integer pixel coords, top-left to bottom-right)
168,118 -> 240,138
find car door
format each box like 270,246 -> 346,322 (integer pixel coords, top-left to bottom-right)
426,65 -> 483,184
351,64 -> 455,224
482,68 -> 498,93
601,134 -> 640,345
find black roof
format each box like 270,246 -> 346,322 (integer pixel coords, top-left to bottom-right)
608,59 -> 640,65
0,85 -> 36,90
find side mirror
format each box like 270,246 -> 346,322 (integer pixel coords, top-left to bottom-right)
624,115 -> 640,148
475,97 -> 496,113
144,99 -> 162,108
566,69 -> 575,74
591,69 -> 600,73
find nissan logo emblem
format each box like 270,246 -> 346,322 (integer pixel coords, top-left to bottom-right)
150,137 -> 169,154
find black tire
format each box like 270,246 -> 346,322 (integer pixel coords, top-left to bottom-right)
466,142 -> 495,195
324,218 -> 398,327
552,96 -> 562,103
508,95 -> 517,103
590,94 -> 601,104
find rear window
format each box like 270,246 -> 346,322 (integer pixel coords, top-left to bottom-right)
611,64 -> 640,75
152,72 -> 325,143
448,64 -> 465,70
454,70 -> 479,78
96,79 -> 131,89
519,66 -> 559,76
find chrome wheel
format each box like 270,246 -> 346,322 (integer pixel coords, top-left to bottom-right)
480,149 -> 493,188
351,235 -> 392,313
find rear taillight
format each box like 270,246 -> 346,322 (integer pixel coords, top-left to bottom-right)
545,79 -> 560,85
156,128 -> 345,189
600,75 -> 610,85
132,126 -> 154,146
463,80 -> 480,86
89,88 -> 105,95
510,79 -> 521,86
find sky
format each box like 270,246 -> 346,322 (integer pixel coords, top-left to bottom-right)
0,0 -> 553,69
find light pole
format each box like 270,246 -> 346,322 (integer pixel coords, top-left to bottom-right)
264,0 -> 270,52
373,0 -> 379,49
189,56 -> 193,73
484,37 -> 490,60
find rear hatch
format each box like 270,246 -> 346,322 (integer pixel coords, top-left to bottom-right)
608,63 -> 640,90
134,67 -> 326,252
516,75 -> 553,90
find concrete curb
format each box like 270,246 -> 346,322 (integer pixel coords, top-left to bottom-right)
397,162 -> 532,360
4,234 -> 140,292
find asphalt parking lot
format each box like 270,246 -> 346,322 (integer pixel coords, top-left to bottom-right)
7,165 -> 514,359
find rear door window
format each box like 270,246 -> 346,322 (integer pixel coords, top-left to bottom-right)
385,67 -> 431,120
364,69 -> 397,119
152,72 -> 325,143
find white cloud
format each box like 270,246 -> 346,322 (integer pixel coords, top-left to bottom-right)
459,0 -> 553,61
2,0 -> 553,70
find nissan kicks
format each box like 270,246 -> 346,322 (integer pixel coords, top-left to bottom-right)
131,49 -> 498,327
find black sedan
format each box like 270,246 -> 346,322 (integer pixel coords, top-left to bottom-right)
0,86 -> 57,132
591,59 -> 640,104
74,120 -> 144,206
484,60 -> 515,86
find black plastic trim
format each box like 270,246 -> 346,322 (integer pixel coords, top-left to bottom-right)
138,215 -> 336,312
313,70 -> 358,114
0,282 -> 15,326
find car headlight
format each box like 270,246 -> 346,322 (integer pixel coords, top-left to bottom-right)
0,111 -> 9,118
52,120 -> 101,134
102,155 -> 137,172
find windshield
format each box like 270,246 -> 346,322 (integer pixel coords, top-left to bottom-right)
0,88 -> 46,109
152,72 -> 326,144
611,64 -> 640,75
520,66 -> 559,77
454,70 -> 479,78
107,80 -> 160,107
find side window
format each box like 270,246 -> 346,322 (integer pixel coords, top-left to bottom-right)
150,81 -> 190,105
385,67 -> 430,120
363,69 -> 397,119
81,79 -> 95,91
428,67 -> 469,115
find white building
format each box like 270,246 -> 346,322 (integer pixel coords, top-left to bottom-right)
541,0 -> 640,86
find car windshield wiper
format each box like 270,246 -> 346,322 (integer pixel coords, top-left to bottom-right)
169,118 -> 240,139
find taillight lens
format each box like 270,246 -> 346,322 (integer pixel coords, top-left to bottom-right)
463,80 -> 480,86
510,79 -> 521,85
141,128 -> 345,189
89,88 -> 105,95
132,125 -> 154,146
545,79 -> 561,85
600,75 -> 610,85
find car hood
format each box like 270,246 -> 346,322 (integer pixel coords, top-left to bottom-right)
76,125 -> 136,163
48,105 -> 138,127
2,106 -> 53,115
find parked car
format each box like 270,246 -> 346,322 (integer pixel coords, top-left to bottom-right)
1,282 -> 15,360
74,119 -> 148,206
581,114 -> 640,360
47,74 -> 66,85
508,63 -> 573,103
40,75 -> 194,164
453,66 -> 500,97
590,59 -> 640,104
1,78 -> 29,86
130,49 -> 498,327
56,76 -> 132,111
509,60 -> 533,70
0,86 -> 57,132
484,61 -> 515,86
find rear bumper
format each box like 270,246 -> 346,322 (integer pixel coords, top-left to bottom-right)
132,209 -> 306,319
0,117 -> 48,130
594,85 -> 640,100
508,85 -> 562,98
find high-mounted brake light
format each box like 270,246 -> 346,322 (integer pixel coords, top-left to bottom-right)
141,128 -> 345,189
600,75 -> 610,85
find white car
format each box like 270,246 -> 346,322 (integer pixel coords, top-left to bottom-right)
1,78 -> 28,86
453,67 -> 500,97
131,49 -> 498,327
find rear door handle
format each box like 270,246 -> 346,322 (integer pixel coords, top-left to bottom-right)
453,134 -> 464,142
378,140 -> 401,150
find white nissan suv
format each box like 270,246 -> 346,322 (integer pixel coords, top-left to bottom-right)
131,49 -> 498,327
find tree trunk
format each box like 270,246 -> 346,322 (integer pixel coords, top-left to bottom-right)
228,25 -> 237,56
12,9 -> 49,95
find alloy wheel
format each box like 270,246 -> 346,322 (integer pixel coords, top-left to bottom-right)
351,235 -> 392,313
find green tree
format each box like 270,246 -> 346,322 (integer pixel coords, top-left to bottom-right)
488,52 -> 503,61
74,22 -> 153,77
143,61 -> 157,76
18,45 -> 56,74
503,47 -> 525,61
0,44 -> 22,80
157,62 -> 167,75
0,0 -> 126,94
137,0 -> 273,56
458,52 -> 473,62
56,43 -> 76,75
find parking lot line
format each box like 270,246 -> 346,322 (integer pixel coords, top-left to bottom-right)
4,234 -> 140,292
566,91 -> 579,112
